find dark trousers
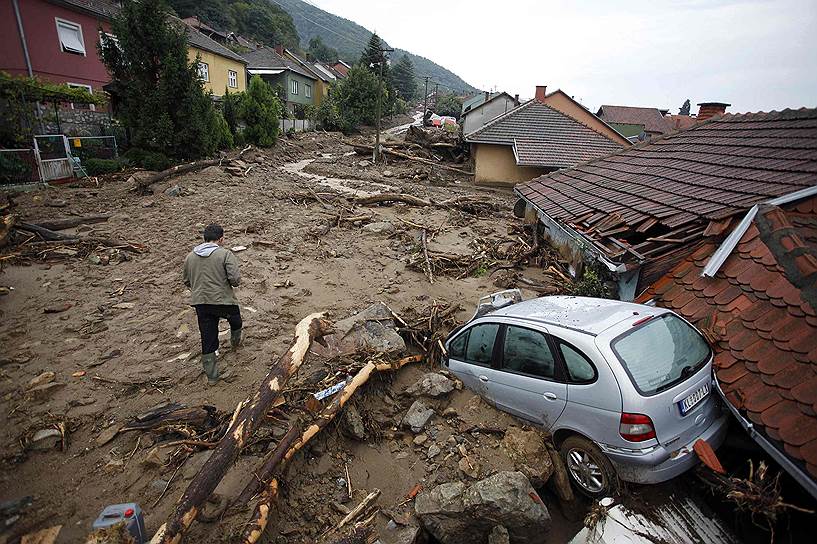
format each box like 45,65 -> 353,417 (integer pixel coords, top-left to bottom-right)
194,304 -> 242,355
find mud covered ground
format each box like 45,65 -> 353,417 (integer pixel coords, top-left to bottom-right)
0,132 -> 578,542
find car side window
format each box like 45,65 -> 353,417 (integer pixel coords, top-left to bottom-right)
502,325 -> 556,379
449,331 -> 468,360
558,341 -> 597,383
465,324 -> 499,366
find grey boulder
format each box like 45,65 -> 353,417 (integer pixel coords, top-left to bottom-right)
406,373 -> 454,398
415,471 -> 550,544
402,400 -> 435,433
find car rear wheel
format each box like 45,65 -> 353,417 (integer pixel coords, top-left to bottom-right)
560,435 -> 618,498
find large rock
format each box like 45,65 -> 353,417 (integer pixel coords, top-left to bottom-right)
415,471 -> 550,544
499,427 -> 554,488
402,400 -> 434,433
406,373 -> 454,398
311,302 -> 405,358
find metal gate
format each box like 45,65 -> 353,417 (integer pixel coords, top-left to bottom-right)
33,135 -> 74,182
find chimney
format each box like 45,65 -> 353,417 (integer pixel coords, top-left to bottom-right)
514,94 -> 520,106
484,91 -> 490,102
697,102 -> 730,121
535,85 -> 547,103
274,44 -> 284,56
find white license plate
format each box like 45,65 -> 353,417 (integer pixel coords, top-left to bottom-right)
678,383 -> 709,415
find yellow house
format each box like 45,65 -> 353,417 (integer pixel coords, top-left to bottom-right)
185,27 -> 247,96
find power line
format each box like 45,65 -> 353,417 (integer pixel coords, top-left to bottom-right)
268,0 -> 371,52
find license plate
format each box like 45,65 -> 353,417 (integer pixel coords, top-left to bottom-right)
678,383 -> 709,415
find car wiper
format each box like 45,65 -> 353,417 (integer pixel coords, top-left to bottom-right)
679,365 -> 694,379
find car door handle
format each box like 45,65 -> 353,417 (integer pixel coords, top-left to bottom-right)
543,392 -> 558,401
478,375 -> 489,383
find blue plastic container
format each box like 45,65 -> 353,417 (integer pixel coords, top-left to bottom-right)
92,503 -> 146,543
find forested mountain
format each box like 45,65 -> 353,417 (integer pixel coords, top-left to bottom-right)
167,0 -> 300,49
271,0 -> 478,95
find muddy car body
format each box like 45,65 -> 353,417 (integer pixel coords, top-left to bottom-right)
444,294 -> 729,496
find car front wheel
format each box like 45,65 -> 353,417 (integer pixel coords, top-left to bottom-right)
560,435 -> 619,498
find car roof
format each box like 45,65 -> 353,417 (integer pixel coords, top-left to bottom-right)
487,296 -> 662,336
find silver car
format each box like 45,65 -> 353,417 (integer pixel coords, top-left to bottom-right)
444,292 -> 729,497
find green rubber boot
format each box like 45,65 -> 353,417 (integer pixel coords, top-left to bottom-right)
230,328 -> 242,348
202,352 -> 218,385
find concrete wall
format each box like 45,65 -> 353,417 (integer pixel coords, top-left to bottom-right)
541,91 -> 630,146
463,96 -> 517,135
0,0 -> 112,91
188,47 -> 246,97
473,143 -> 548,186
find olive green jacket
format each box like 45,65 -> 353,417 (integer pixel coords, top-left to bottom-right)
183,244 -> 241,306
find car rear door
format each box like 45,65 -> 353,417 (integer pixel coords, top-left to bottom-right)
486,323 -> 567,429
446,322 -> 500,402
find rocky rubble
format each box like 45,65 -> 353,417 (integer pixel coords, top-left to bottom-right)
415,471 -> 551,544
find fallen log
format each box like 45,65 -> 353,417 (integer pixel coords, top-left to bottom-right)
133,159 -> 220,194
15,222 -> 146,253
355,193 -> 432,207
31,214 -> 110,231
157,312 -> 333,544
351,142 -> 473,176
240,355 -> 422,544
235,426 -> 300,505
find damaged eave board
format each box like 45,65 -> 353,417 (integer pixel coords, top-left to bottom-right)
569,497 -> 737,544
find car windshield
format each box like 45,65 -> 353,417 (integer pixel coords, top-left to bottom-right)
612,314 -> 711,395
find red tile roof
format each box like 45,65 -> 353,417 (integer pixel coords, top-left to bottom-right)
598,105 -> 672,134
638,196 -> 817,484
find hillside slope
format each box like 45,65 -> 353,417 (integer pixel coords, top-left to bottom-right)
271,0 -> 478,95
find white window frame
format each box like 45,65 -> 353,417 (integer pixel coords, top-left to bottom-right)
290,79 -> 298,95
198,62 -> 210,82
56,17 -> 86,56
67,83 -> 95,111
228,70 -> 238,88
305,84 -> 312,98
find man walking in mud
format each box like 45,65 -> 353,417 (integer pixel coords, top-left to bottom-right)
183,223 -> 242,385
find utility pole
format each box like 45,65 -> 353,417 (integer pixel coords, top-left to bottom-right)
434,83 -> 439,110
422,76 -> 430,123
373,46 -> 394,163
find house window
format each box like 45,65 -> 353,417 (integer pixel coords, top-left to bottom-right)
56,18 -> 85,55
228,70 -> 238,88
305,84 -> 311,98
67,83 -> 95,111
291,79 -> 298,95
198,62 -> 209,82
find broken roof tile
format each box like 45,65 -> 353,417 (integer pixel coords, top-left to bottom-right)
639,195 -> 817,487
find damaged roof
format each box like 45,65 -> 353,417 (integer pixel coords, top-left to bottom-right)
185,26 -> 247,64
515,108 -> 817,272
638,196 -> 817,496
597,105 -> 672,134
466,100 -> 624,169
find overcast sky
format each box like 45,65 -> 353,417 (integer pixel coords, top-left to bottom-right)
306,0 -> 817,114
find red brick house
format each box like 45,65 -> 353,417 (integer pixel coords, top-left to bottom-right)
1,0 -> 118,97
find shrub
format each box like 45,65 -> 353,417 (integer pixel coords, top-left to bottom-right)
123,148 -> 171,171
212,111 -> 234,150
240,75 -> 282,147
84,158 -> 124,175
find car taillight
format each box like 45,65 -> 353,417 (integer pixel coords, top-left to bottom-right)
619,413 -> 656,442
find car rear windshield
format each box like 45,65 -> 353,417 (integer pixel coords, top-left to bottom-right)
611,314 -> 711,396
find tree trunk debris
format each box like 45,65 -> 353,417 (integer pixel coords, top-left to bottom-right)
156,312 -> 333,544
30,214 -> 110,231
239,355 -> 422,544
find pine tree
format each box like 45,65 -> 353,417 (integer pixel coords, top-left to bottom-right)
392,55 -> 417,101
357,33 -> 396,118
99,0 -> 218,159
240,75 -> 282,147
679,99 -> 691,116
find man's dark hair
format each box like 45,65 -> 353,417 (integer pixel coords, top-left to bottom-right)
203,224 -> 224,242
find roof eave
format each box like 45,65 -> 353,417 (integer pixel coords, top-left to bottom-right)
714,379 -> 817,500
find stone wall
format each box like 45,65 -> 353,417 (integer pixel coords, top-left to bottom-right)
42,108 -> 113,137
